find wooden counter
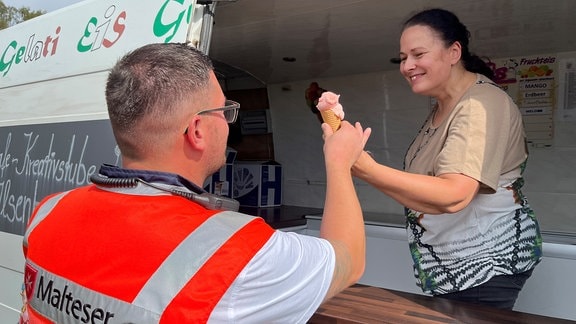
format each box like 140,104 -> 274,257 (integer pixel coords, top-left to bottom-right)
309,284 -> 573,324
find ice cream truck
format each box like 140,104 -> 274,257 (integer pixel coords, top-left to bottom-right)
0,0 -> 214,320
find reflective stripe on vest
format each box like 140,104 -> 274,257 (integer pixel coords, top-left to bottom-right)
133,210 -> 255,313
26,259 -> 160,323
24,186 -> 274,323
23,191 -> 68,250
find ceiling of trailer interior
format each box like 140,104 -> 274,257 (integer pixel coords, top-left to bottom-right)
207,0 -> 576,84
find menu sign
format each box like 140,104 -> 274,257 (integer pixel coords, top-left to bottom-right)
490,55 -> 557,147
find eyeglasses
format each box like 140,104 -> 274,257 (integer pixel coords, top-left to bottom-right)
196,100 -> 240,123
184,99 -> 240,134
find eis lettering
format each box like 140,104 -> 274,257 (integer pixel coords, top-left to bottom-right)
77,5 -> 127,52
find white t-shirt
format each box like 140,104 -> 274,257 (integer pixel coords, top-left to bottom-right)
210,231 -> 335,323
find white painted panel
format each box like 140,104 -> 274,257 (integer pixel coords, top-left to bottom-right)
0,268 -> 23,323
514,256 -> 576,320
0,306 -> 19,324
0,232 -> 24,323
0,232 -> 25,271
0,72 -> 109,127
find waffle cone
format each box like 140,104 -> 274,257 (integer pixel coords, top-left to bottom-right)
320,110 -> 342,132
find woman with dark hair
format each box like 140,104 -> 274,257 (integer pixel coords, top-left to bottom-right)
352,8 -> 542,309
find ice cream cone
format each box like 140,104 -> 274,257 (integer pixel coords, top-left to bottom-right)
320,110 -> 342,132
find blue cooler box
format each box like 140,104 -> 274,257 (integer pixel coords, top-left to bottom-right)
203,148 -> 237,198
233,161 -> 282,207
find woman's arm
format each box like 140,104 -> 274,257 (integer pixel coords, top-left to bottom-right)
352,151 -> 479,214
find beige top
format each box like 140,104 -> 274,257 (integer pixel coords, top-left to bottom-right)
404,74 -> 527,192
402,74 -> 541,295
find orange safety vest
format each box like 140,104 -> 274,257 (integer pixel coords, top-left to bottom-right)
22,185 -> 274,323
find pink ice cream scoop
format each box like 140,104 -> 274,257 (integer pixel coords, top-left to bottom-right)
316,91 -> 344,131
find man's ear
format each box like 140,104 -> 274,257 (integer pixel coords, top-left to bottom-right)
184,116 -> 206,151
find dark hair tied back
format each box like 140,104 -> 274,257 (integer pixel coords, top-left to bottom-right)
403,8 -> 494,80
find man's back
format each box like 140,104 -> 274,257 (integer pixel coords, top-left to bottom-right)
23,184 -> 276,322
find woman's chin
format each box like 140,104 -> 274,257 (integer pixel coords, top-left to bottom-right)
410,85 -> 429,96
